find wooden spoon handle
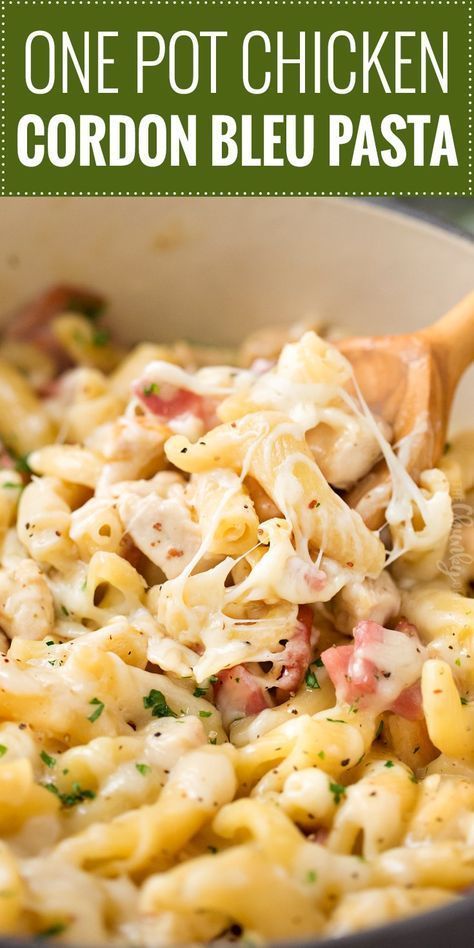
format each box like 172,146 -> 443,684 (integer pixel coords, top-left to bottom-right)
419,290 -> 474,390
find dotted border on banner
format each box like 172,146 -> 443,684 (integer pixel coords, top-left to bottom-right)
2,1 -> 472,5
468,0 -> 472,194
0,0 -> 4,196
0,0 -> 471,197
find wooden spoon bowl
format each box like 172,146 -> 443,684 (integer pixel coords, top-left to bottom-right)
337,291 -> 474,528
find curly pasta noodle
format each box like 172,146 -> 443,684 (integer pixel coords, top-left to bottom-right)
0,301 -> 470,945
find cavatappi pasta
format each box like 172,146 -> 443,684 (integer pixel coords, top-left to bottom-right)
0,285 -> 471,945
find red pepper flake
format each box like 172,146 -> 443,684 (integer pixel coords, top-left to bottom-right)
346,561 -> 354,568
167,548 -> 184,559
308,499 -> 320,509
433,689 -> 443,694
153,522 -> 162,531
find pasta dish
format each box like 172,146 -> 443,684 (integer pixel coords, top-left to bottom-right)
0,285 -> 472,944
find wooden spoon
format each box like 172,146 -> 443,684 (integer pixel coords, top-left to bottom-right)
337,290 -> 474,529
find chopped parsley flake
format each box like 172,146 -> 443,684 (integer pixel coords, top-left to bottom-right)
0,745 -> 7,757
461,696 -> 469,705
143,689 -> 177,718
384,760 -> 394,768
199,710 -> 212,718
40,750 -> 56,769
455,658 -> 461,667
209,675 -> 219,683
60,605 -> 69,617
306,869 -> 317,883
38,923 -> 68,939
409,774 -> 418,784
193,686 -> 207,698
143,382 -> 159,396
67,295 -> 104,321
45,641 -> 55,646
92,329 -> 110,347
14,454 -> 32,476
329,781 -> 347,805
1,481 -> 22,490
305,664 -> 321,690
326,718 -> 345,724
87,697 -> 105,722
317,750 -> 325,759
135,763 -> 151,776
209,736 -> 217,745
44,781 -> 96,808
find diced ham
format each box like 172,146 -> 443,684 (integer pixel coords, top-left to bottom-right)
135,385 -> 199,420
215,606 -> 314,727
275,604 -> 314,693
133,381 -> 218,430
36,379 -> 60,399
3,284 -> 104,373
389,681 -> 423,721
215,665 -> 273,728
321,619 -> 425,718
389,619 -> 423,720
395,617 -> 418,637
0,439 -> 14,470
308,828 -> 329,846
4,284 -> 104,339
322,643 -> 369,702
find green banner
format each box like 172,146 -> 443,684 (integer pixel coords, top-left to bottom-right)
0,0 -> 472,195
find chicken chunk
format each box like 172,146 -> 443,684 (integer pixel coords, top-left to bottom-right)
0,559 -> 54,640
330,571 -> 401,636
